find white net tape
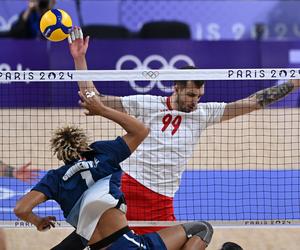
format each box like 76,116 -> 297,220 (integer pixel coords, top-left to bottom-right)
1,68 -> 300,82
2,220 -> 300,229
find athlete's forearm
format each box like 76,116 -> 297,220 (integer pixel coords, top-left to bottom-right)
18,211 -> 42,227
74,57 -> 99,94
79,90 -> 148,151
14,191 -> 49,230
250,80 -> 296,108
101,106 -> 148,136
222,80 -> 299,122
100,106 -> 149,152
14,199 -> 42,227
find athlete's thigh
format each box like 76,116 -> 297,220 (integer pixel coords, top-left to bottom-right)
156,225 -> 187,250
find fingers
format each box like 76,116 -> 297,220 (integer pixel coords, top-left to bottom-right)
78,90 -> 96,102
49,216 -> 57,221
17,162 -> 38,174
78,92 -> 90,107
78,100 -> 91,116
68,26 -> 84,45
43,217 -> 56,229
84,35 -> 90,47
78,90 -> 100,116
85,90 -> 96,98
67,34 -> 72,44
78,95 -> 91,116
23,161 -> 32,168
19,161 -> 32,171
48,216 -> 56,227
78,90 -> 87,100
79,29 -> 84,40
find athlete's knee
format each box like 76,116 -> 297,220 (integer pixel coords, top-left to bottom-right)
181,221 -> 213,245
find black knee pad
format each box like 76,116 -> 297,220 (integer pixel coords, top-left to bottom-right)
182,221 -> 213,245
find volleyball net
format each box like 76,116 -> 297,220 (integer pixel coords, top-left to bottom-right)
1,68 -> 300,228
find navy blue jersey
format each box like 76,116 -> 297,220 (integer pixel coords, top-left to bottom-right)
32,136 -> 131,218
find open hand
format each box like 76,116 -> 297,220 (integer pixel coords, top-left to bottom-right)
68,27 -> 90,60
78,91 -> 107,116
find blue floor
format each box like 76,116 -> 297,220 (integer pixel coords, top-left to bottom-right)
1,170 -> 300,221
175,170 -> 300,220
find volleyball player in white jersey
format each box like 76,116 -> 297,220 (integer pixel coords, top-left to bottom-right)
14,87 -> 214,250
69,27 -> 300,234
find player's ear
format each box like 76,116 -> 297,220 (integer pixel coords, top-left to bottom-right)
200,84 -> 205,94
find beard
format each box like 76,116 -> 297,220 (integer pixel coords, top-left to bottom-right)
177,97 -> 194,113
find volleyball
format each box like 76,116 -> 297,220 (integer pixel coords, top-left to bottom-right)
40,9 -> 72,42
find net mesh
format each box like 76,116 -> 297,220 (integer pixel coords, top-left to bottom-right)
1,70 -> 300,228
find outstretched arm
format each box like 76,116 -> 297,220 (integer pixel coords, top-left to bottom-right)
14,190 -> 56,231
68,27 -> 125,112
0,161 -> 38,183
79,91 -> 149,152
221,79 -> 300,122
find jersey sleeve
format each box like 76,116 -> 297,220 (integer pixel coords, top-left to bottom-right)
90,136 -> 131,164
31,170 -> 59,200
203,102 -> 227,126
121,95 -> 153,117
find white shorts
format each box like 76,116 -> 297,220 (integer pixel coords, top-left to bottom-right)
66,175 -> 120,241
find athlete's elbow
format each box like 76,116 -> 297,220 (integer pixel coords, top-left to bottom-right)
14,201 -> 30,219
140,127 -> 150,141
124,127 -> 149,153
133,127 -> 149,148
134,126 -> 149,144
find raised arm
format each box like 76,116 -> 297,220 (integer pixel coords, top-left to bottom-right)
68,27 -> 125,112
221,79 -> 300,122
14,190 -> 56,231
79,91 -> 149,152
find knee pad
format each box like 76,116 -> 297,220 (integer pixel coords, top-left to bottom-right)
182,221 -> 213,245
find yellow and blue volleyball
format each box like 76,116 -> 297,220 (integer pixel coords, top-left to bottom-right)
40,9 -> 72,42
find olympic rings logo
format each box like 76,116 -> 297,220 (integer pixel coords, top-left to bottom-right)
142,70 -> 160,79
115,54 -> 195,93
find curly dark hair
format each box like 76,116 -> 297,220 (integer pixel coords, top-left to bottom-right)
50,125 -> 90,163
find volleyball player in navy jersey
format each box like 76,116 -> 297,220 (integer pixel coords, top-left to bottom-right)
14,91 -> 213,250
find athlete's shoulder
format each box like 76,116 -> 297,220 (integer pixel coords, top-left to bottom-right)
122,94 -> 162,101
90,137 -> 130,155
56,163 -> 71,173
197,102 -> 226,110
90,137 -> 119,150
32,167 -> 65,198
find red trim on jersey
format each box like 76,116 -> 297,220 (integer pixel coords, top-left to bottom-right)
121,173 -> 176,234
166,96 -> 173,110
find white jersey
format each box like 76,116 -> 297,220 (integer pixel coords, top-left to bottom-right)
121,95 -> 226,197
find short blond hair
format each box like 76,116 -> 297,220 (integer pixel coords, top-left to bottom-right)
50,125 -> 90,163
